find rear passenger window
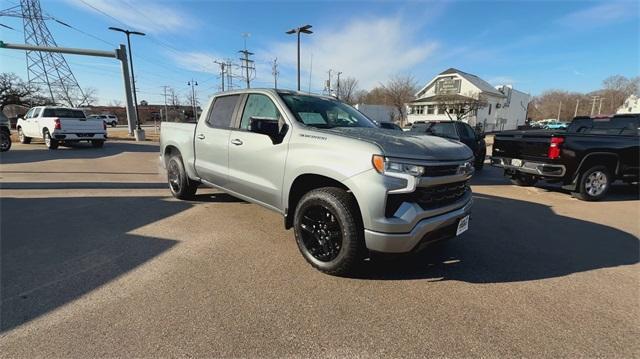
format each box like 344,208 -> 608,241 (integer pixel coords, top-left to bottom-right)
206,95 -> 240,128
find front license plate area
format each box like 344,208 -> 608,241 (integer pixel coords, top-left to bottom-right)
511,158 -> 523,167
456,215 -> 469,236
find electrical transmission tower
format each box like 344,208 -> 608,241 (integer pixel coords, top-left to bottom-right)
0,0 -> 87,106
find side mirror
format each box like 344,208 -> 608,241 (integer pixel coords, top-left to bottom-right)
249,116 -> 287,144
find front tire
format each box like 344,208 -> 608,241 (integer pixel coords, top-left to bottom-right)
293,187 -> 365,276
167,154 -> 198,200
18,127 -> 31,144
0,131 -> 11,152
572,166 -> 611,201
43,129 -> 58,150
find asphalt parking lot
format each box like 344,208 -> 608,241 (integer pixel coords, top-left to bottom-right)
1,141 -> 638,357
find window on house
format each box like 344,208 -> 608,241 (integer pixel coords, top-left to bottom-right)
437,106 -> 445,115
426,105 -> 435,114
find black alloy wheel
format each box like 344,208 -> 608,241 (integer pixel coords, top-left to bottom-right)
299,205 -> 343,262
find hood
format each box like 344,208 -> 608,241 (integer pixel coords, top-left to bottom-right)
321,127 -> 473,161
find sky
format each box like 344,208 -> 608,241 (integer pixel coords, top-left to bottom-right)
1,0 -> 638,106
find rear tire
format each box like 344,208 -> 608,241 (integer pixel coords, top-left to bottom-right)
167,154 -> 198,200
510,173 -> 537,186
293,187 -> 365,276
572,166 -> 611,201
111,122 -> 117,127
0,131 -> 11,152
91,140 -> 104,148
18,127 -> 31,144
43,129 -> 58,150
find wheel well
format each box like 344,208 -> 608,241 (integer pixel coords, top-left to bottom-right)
576,153 -> 619,177
163,145 -> 180,166
285,174 -> 361,229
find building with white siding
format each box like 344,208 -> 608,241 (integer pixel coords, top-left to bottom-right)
407,68 -> 530,131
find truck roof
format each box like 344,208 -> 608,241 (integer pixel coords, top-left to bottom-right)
211,88 -> 337,101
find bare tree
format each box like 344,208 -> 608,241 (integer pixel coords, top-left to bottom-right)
334,77 -> 359,104
167,87 -> 181,107
76,87 -> 98,107
0,73 -> 38,110
381,75 -> 418,126
432,92 -> 488,121
356,87 -> 388,105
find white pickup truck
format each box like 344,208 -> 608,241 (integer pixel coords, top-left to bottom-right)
16,106 -> 107,149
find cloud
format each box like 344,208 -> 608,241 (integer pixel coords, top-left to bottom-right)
169,51 -> 223,74
559,1 -> 638,28
261,16 -> 438,90
67,0 -> 192,34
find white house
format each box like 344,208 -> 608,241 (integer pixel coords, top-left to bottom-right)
616,94 -> 640,114
406,68 -> 530,131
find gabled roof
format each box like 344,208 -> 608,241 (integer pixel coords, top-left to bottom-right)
415,68 -> 505,99
408,94 -> 476,103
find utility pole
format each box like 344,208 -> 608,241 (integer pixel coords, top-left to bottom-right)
226,59 -> 234,90
214,60 -> 226,91
590,96 -> 599,116
574,98 -> 580,117
187,79 -> 198,120
272,58 -> 279,89
161,85 -> 169,122
238,49 -> 254,89
336,71 -> 342,100
557,101 -> 562,121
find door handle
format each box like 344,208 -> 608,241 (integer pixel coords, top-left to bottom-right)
230,138 -> 243,146
196,133 -> 205,140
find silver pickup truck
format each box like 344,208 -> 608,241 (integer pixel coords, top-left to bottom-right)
160,89 -> 474,275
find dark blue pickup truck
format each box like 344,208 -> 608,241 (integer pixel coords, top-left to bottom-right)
491,114 -> 639,201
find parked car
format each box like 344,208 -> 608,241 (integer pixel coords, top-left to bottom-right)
491,114 -> 639,201
16,106 -> 107,149
543,121 -> 568,130
409,120 -> 486,169
88,114 -> 118,127
378,121 -> 403,131
160,89 -> 474,275
0,110 -> 11,152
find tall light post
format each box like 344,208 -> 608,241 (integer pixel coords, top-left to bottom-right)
286,24 -> 312,91
109,27 -> 145,133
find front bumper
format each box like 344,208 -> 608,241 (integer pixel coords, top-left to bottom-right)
491,156 -> 565,177
364,196 -> 472,253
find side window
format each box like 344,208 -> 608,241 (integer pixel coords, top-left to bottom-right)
206,95 -> 240,128
24,108 -> 35,119
239,94 -> 281,130
32,108 -> 42,118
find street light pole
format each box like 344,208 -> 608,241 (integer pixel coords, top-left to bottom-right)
286,24 -> 313,91
109,27 -> 145,133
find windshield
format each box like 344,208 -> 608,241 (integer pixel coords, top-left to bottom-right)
410,122 -> 459,139
280,93 -> 376,129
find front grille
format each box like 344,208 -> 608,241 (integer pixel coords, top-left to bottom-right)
424,164 -> 459,177
385,181 -> 469,217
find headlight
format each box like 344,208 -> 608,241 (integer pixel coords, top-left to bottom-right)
372,155 -> 424,177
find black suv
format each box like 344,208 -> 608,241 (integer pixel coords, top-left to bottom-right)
410,120 -> 486,169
